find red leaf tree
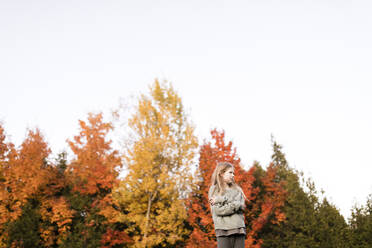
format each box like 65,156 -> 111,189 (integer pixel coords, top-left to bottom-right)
186,129 -> 286,248
66,112 -> 131,246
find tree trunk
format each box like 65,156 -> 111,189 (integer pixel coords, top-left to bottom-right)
143,190 -> 157,247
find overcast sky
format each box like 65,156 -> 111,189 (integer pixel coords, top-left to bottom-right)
1,0 -> 372,220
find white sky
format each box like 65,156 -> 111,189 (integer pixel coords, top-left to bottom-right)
1,0 -> 372,220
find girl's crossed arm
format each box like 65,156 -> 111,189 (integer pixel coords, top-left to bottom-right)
212,190 -> 245,216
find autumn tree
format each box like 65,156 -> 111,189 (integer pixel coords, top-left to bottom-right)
0,123 -> 77,247
185,129 -> 286,248
247,163 -> 286,248
0,126 -> 55,247
0,123 -> 16,246
0,127 -> 50,219
61,112 -> 130,247
115,80 -> 198,247
185,129 -> 244,247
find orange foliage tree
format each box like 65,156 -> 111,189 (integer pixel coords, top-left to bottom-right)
38,151 -> 76,246
65,112 -> 131,247
0,127 -> 51,219
186,129 -> 286,248
0,123 -> 15,245
0,124 -> 68,246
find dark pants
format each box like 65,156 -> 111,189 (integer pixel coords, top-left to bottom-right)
217,234 -> 245,248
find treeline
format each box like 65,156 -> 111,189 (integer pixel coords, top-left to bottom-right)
0,80 -> 371,248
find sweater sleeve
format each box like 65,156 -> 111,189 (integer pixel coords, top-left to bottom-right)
213,200 -> 241,216
214,194 -> 228,204
213,191 -> 245,216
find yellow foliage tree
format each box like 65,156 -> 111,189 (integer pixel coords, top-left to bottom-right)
115,80 -> 198,247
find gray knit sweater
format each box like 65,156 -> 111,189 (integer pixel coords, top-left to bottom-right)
209,184 -> 246,231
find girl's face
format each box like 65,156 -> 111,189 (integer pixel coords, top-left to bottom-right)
222,167 -> 234,184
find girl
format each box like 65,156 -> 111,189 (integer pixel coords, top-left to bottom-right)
209,162 -> 248,248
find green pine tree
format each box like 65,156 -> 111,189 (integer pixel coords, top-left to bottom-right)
349,193 -> 372,248
260,135 -> 319,248
315,197 -> 350,248
261,135 -> 350,248
5,199 -> 42,248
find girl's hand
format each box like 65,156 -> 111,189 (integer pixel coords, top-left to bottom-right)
209,197 -> 216,205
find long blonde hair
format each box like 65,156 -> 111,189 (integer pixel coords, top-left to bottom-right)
209,162 -> 247,201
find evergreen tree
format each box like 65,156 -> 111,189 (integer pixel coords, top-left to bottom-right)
260,136 -> 319,248
349,194 -> 372,248
315,197 -> 350,248
5,199 -> 41,248
262,136 -> 350,248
